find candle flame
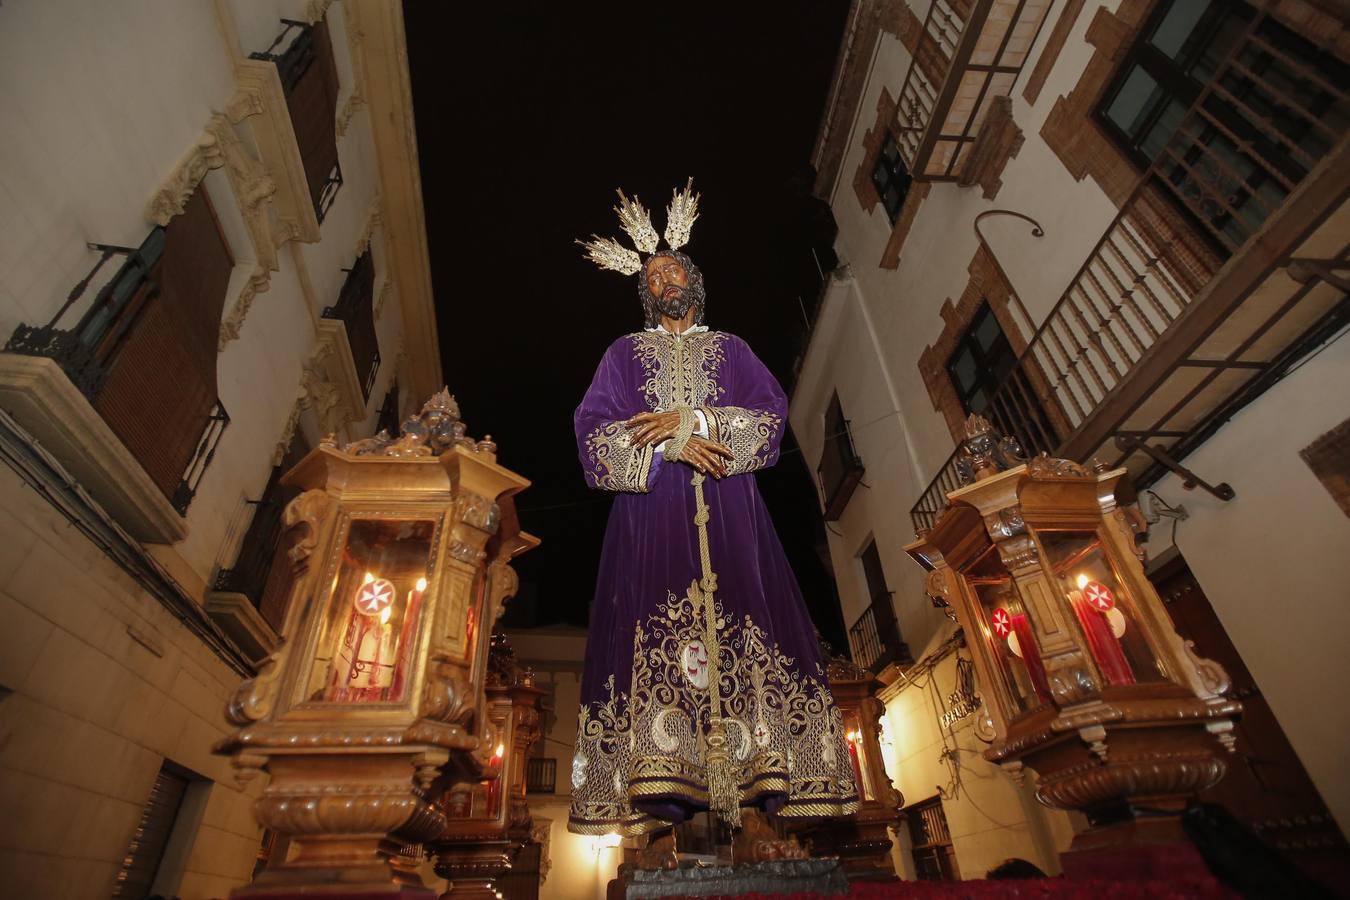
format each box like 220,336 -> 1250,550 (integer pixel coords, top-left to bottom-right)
416,577 -> 428,592
363,571 -> 376,584
379,605 -> 392,625
494,743 -> 505,759
1075,573 -> 1089,590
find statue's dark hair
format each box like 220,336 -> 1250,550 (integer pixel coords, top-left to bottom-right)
637,249 -> 706,328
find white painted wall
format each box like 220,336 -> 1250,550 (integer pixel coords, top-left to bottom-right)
0,0 -> 404,588
794,0 -> 1350,872
0,1 -> 412,895
1140,337 -> 1350,834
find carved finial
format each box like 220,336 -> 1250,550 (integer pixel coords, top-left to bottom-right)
957,415 -> 1029,485
421,387 -> 460,419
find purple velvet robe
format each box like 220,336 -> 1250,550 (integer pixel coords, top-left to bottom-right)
567,327 -> 859,836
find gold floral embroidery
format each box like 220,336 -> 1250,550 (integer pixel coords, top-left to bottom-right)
631,331 -> 727,410
567,587 -> 859,835
584,421 -> 655,493
704,405 -> 782,475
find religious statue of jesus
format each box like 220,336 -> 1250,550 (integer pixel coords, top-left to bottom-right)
566,180 -> 858,855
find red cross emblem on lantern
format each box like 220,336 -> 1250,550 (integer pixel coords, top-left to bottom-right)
355,578 -> 396,616
991,607 -> 1012,639
1084,581 -> 1116,612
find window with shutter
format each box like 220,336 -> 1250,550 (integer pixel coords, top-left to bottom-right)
324,249 -> 381,400
818,392 -> 864,521
905,796 -> 959,881
91,186 -> 233,511
216,431 -> 311,635
112,761 -> 197,898
254,18 -> 343,221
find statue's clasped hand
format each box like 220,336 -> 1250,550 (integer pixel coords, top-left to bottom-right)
625,410 -> 733,478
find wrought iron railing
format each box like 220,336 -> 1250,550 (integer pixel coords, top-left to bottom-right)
909,3 -> 1348,533
250,19 -> 315,95
848,594 -> 912,673
316,157 -> 343,225
172,400 -> 230,515
324,252 -> 381,401
6,231 -> 166,398
215,498 -> 286,611
525,757 -> 557,794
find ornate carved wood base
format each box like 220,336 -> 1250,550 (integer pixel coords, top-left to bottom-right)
428,838 -> 512,900
234,753 -> 448,898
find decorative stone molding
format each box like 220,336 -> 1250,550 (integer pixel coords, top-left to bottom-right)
148,113 -> 281,353
145,133 -> 223,226
336,91 -> 366,139
302,323 -> 368,437
336,2 -> 370,139
218,265 -> 273,350
344,0 -> 443,399
959,96 -> 1023,200
0,355 -> 187,542
274,398 -> 306,466
205,115 -> 280,273
305,0 -> 337,23
228,60 -> 322,244
374,278 -> 394,321
354,195 -> 383,257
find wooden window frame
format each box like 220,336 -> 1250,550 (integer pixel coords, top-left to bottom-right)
872,132 -> 914,224
818,391 -> 865,521
905,795 -> 959,881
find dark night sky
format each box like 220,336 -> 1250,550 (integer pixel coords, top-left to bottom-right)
404,2 -> 852,650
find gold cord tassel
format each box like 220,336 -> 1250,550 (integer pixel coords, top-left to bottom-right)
690,471 -> 742,827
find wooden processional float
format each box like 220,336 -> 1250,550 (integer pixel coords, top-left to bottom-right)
215,389 -> 537,898
906,415 -> 1241,878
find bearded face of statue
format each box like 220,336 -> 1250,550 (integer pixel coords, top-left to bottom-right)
645,254 -> 693,321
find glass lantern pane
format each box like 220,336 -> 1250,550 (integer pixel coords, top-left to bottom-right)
1037,530 -> 1168,685
962,545 -> 1048,715
307,518 -> 437,703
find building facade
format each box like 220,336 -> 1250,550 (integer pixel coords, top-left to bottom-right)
793,0 -> 1349,883
0,2 -> 441,896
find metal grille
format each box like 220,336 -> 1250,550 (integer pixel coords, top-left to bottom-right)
112,763 -> 191,897
526,757 -> 557,794
848,594 -> 912,673
906,796 -> 959,881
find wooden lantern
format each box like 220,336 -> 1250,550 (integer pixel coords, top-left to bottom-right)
905,416 -> 1240,869
427,633 -> 544,899
215,390 -> 536,898
786,653 -> 903,877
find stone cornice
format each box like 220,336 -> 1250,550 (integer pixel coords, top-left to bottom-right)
346,0 -> 442,400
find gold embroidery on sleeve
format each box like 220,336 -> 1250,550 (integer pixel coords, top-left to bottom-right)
585,421 -> 655,493
705,405 -> 782,475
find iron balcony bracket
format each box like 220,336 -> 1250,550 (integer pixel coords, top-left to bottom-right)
1114,435 -> 1235,501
